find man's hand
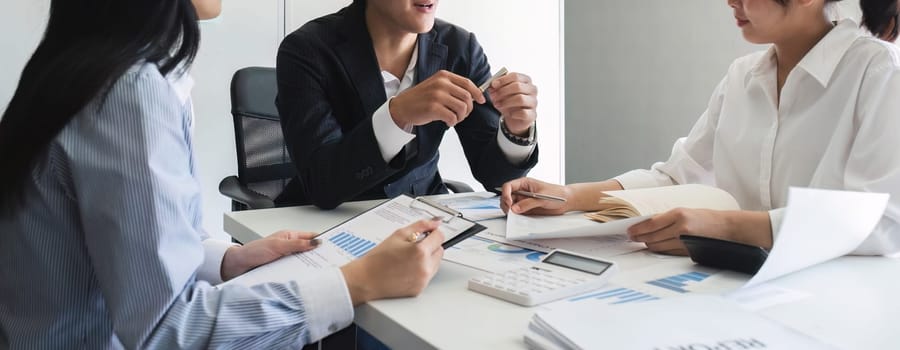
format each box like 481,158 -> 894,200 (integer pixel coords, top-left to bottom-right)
488,72 -> 538,135
221,230 -> 321,281
389,70 -> 486,129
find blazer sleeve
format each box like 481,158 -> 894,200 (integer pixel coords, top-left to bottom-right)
453,32 -> 538,190
276,34 -> 409,209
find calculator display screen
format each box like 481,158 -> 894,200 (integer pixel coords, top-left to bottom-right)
543,251 -> 612,275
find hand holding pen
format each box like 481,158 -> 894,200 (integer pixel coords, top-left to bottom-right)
389,67 -> 537,134
483,68 -> 538,137
389,70 -> 487,129
499,177 -> 571,216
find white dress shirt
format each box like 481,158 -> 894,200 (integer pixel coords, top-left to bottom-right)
371,42 -> 536,164
0,63 -> 353,348
615,19 -> 900,256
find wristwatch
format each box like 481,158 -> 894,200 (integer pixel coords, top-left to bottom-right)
499,117 -> 536,146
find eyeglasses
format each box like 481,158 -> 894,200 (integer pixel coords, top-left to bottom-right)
408,196 -> 463,223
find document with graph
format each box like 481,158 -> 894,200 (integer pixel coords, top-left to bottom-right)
289,195 -> 485,268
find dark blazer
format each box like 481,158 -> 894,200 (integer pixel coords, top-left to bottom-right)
275,2 -> 538,209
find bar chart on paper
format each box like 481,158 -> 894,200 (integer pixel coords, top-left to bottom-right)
646,271 -> 711,293
329,231 -> 377,258
567,287 -> 660,305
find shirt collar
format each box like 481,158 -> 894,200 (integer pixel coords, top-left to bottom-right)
748,19 -> 862,87
381,40 -> 419,84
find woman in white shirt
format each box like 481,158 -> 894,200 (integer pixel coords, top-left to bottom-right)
501,0 -> 900,256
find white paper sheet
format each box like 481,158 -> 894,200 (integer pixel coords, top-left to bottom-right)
477,228 -> 647,259
727,284 -> 812,311
505,211 -> 650,240
433,194 -> 505,221
529,295 -> 835,350
746,187 -> 889,288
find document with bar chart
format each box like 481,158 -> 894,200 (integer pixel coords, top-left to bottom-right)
291,195 -> 485,268
542,258 -> 747,311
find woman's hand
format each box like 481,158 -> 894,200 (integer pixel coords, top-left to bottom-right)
627,208 -> 773,255
220,230 -> 321,281
500,177 -> 573,215
340,219 -> 445,305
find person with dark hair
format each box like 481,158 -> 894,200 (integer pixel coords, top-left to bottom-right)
501,0 -> 900,257
0,0 -> 446,348
861,0 -> 899,41
275,0 -> 540,209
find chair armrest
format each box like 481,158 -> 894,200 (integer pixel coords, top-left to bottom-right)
218,176 -> 275,209
444,179 -> 474,193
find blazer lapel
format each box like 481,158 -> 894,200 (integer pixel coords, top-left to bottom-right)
415,30 -> 448,84
334,5 -> 386,120
412,29 -> 449,153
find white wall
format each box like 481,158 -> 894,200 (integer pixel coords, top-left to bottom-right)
564,0 -> 862,184
0,1 -> 47,109
286,0 -> 565,189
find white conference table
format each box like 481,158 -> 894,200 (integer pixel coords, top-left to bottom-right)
224,198 -> 900,349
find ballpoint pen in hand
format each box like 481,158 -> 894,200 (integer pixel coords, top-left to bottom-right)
494,187 -> 567,202
479,67 -> 508,92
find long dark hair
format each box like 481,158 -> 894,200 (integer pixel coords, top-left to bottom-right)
861,0 -> 899,41
0,0 -> 200,215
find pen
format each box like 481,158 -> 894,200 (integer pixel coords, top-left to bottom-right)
494,187 -> 567,202
413,231 -> 430,243
409,216 -> 442,243
479,67 -> 508,92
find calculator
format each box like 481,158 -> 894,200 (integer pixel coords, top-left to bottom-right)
467,249 -> 618,306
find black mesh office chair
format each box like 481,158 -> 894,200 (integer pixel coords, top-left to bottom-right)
219,67 -> 295,211
219,67 -> 473,212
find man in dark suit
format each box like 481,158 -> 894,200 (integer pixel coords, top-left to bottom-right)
275,0 -> 540,209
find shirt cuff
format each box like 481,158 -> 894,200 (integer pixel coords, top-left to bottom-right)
496,127 -> 536,164
768,208 -> 786,244
372,98 -> 416,163
295,267 -> 355,343
614,168 -> 677,190
199,239 -> 238,285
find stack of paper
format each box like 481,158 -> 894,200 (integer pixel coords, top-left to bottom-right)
524,295 -> 834,350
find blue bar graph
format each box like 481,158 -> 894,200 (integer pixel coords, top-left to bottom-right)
568,287 -> 659,305
646,271 -> 711,293
329,232 -> 377,258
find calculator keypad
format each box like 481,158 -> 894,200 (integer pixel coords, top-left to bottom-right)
468,264 -> 613,306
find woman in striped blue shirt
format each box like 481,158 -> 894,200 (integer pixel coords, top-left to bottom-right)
0,0 -> 445,348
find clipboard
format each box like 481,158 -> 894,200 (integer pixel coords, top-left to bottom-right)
408,196 -> 487,248
307,195 -> 486,268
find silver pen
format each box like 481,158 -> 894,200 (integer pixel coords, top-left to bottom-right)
495,187 -> 567,202
479,67 -> 509,92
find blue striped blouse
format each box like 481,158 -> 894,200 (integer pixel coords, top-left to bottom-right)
0,64 -> 353,349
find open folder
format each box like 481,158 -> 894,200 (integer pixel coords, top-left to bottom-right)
285,194 -> 485,269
